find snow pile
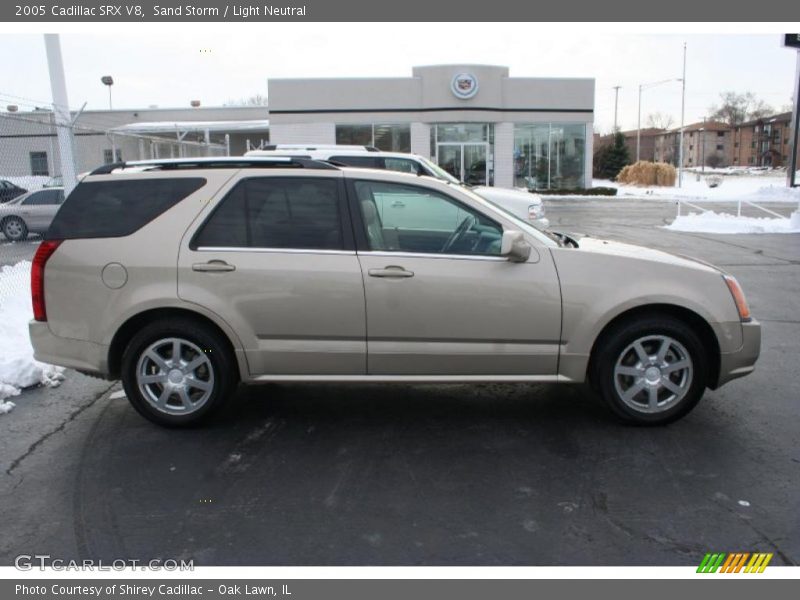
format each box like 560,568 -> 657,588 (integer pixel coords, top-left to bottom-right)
0,261 -> 65,409
664,211 -> 800,234
593,175 -> 800,203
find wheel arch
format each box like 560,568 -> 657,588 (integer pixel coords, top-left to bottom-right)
107,307 -> 244,381
586,303 -> 721,390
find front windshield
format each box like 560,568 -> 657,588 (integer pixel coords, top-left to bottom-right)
418,156 -> 462,185
455,186 -> 560,248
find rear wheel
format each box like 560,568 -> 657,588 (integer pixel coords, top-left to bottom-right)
120,318 -> 238,427
593,315 -> 708,425
2,217 -> 28,241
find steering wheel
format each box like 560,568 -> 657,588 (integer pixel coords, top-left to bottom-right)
441,215 -> 477,253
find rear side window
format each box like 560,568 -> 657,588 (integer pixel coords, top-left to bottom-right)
329,156 -> 382,169
46,178 -> 205,240
384,158 -> 423,174
23,190 -> 63,205
192,177 -> 343,250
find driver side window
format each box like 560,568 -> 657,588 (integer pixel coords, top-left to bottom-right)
353,180 -> 502,256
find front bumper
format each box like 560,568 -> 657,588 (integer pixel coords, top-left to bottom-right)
716,320 -> 761,387
29,320 -> 110,378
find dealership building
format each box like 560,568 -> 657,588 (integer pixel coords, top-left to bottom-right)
269,65 -> 595,189
1,64 -> 594,191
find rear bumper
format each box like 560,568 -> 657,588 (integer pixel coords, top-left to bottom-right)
29,320 -> 110,378
716,320 -> 761,387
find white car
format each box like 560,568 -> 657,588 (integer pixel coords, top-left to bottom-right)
245,147 -> 549,229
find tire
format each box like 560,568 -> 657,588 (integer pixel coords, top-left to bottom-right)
120,317 -> 238,427
2,217 -> 28,241
592,314 -> 708,425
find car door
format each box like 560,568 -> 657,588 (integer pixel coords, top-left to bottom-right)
348,177 -> 562,376
20,189 -> 61,231
178,172 -> 367,376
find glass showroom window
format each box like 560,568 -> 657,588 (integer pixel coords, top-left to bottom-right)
335,124 -> 411,152
514,123 -> 586,190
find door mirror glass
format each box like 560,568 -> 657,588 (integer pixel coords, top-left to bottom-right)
501,230 -> 531,262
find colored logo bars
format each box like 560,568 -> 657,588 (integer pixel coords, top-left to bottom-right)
697,552 -> 773,573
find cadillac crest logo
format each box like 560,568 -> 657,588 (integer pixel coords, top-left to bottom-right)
451,73 -> 479,99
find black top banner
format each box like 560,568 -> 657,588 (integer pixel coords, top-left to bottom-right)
2,0 -> 798,22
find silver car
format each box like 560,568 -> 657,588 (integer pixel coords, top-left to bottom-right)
0,187 -> 65,241
29,157 -> 759,427
245,148 -> 550,228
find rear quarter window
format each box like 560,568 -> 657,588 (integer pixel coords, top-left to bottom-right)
329,156 -> 382,169
46,178 -> 206,240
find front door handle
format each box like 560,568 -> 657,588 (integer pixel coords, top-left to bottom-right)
192,260 -> 236,273
368,265 -> 414,278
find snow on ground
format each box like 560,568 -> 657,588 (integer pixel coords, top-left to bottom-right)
592,174 -> 800,203
664,210 -> 800,234
0,261 -> 65,411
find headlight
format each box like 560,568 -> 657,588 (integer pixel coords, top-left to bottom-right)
723,275 -> 751,322
528,203 -> 544,220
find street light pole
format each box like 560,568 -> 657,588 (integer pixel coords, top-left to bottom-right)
613,85 -> 621,132
101,75 -> 114,110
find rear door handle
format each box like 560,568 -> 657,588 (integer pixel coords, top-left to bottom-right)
368,266 -> 414,278
192,260 -> 236,273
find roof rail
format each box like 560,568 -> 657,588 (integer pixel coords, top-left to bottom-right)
257,144 -> 381,152
88,156 -> 339,176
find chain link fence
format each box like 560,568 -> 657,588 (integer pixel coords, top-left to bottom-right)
0,103 -> 232,324
1,105 -> 229,245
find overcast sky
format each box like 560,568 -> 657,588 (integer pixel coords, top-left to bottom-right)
0,27 -> 797,133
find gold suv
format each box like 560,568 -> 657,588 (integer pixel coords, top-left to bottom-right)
30,157 -> 760,427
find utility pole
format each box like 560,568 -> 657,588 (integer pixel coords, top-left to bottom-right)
637,84 -> 642,161
613,86 -> 621,132
701,117 -> 706,173
678,42 -> 687,187
44,34 -> 78,196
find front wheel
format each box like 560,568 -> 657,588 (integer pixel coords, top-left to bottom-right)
593,315 -> 708,425
120,318 -> 238,427
2,217 -> 28,241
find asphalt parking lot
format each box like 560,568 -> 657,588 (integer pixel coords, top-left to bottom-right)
1,197 -> 798,566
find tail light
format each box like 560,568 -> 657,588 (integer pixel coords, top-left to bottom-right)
723,275 -> 751,322
31,240 -> 62,321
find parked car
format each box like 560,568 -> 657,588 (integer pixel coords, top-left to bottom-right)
245,147 -> 549,228
0,179 -> 27,203
0,187 -> 65,241
43,175 -> 63,188
30,157 -> 759,427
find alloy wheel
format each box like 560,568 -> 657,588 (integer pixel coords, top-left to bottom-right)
613,335 -> 693,414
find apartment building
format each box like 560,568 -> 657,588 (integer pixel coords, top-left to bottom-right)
731,112 -> 798,168
654,121 -> 732,168
595,128 -> 664,162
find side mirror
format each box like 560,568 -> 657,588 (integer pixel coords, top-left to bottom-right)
501,230 -> 531,263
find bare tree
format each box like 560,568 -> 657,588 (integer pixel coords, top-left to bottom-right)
748,99 -> 775,121
709,91 -> 774,126
645,112 -> 674,130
